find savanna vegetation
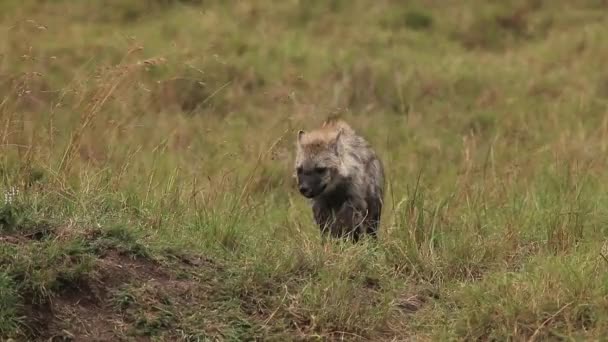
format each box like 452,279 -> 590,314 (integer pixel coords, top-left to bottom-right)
2,0 -> 608,340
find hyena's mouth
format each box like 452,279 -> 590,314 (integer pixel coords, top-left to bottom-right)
300,184 -> 326,198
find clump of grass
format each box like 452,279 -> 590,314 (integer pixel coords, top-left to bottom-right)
439,253 -> 608,340
0,238 -> 95,302
0,272 -> 21,338
89,224 -> 150,258
404,9 -> 434,30
380,8 -> 434,31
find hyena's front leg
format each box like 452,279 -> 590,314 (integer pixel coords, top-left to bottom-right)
312,200 -> 333,240
334,201 -> 367,242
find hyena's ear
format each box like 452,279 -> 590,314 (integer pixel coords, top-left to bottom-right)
336,128 -> 344,141
331,128 -> 344,154
297,130 -> 305,144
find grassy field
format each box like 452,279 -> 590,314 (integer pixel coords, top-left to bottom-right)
2,0 -> 608,340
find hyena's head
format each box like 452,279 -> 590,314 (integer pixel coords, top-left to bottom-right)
294,127 -> 345,199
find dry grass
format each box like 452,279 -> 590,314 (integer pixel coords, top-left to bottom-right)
2,0 -> 608,340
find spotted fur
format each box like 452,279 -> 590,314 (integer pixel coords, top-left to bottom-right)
294,119 -> 384,242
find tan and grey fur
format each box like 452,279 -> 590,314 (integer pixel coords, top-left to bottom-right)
294,119 -> 384,242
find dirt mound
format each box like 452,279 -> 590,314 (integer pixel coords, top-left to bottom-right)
21,250 -> 208,341
0,220 -> 219,342
0,211 -> 241,342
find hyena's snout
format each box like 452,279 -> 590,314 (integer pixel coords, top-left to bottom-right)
298,184 -> 313,197
297,174 -> 326,198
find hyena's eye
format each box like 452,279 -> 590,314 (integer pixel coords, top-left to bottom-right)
296,167 -> 303,174
314,167 -> 327,174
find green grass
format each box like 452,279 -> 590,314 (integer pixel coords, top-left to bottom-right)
2,0 -> 608,340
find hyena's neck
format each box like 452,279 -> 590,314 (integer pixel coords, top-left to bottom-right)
315,181 -> 352,209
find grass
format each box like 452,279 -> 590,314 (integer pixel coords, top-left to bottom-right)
1,0 -> 608,340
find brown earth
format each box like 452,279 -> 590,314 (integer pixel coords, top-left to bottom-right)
1,227 -> 219,342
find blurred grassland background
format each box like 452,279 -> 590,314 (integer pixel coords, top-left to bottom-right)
2,0 -> 608,340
